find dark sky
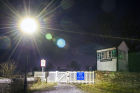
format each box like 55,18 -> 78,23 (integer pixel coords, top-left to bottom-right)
0,0 -> 140,70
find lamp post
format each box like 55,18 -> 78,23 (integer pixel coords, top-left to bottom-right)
19,16 -> 39,93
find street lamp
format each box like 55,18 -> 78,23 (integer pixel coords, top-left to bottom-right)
19,16 -> 39,93
19,17 -> 39,35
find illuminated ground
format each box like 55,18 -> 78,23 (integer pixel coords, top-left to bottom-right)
34,83 -> 84,93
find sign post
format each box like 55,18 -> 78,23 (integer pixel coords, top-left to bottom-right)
41,59 -> 46,71
41,59 -> 46,82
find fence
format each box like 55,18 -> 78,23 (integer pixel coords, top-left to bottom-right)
34,71 -> 95,84
0,79 -> 11,93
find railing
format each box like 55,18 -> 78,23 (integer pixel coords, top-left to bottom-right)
34,71 -> 95,84
69,71 -> 94,83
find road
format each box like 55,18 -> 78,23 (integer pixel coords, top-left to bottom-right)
34,83 -> 84,93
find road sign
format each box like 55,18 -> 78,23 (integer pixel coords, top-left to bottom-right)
77,72 -> 84,80
41,59 -> 46,67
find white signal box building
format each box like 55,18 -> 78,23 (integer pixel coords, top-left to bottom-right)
97,41 -> 129,71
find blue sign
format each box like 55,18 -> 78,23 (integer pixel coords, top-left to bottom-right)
77,72 -> 84,80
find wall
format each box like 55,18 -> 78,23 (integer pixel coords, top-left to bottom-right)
118,50 -> 128,71
97,59 -> 117,71
118,41 -> 129,71
97,47 -> 117,71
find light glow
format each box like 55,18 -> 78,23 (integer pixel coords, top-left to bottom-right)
19,17 -> 38,34
45,33 -> 52,40
56,38 -> 66,48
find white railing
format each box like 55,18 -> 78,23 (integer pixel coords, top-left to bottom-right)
68,71 -> 94,83
0,78 -> 12,83
34,71 -> 95,84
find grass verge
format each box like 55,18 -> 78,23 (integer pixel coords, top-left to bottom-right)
76,81 -> 140,93
28,82 -> 57,93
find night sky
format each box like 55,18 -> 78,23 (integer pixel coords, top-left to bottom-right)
0,0 -> 140,71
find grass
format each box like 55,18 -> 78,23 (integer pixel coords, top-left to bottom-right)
28,82 -> 57,93
75,71 -> 140,93
76,82 -> 140,93
0,77 -> 56,93
0,77 -> 5,79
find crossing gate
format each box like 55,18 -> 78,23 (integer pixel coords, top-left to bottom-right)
34,71 -> 95,83
56,71 -> 68,83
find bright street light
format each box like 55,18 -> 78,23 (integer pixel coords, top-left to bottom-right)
19,17 -> 39,35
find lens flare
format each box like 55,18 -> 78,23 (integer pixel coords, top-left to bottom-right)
45,33 -> 52,40
56,38 -> 66,48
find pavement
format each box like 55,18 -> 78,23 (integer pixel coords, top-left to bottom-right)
34,83 -> 84,93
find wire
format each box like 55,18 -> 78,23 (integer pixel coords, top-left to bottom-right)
46,27 -> 140,41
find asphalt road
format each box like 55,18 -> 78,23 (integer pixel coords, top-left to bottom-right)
34,83 -> 84,93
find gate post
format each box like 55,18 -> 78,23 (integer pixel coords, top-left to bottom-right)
94,71 -> 95,84
66,71 -> 69,83
55,71 -> 58,82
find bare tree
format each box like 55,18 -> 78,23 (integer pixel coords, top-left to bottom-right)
68,61 -> 81,71
0,60 -> 16,78
46,63 -> 54,71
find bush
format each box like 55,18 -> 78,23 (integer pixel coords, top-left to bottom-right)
0,60 -> 16,78
10,78 -> 24,93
